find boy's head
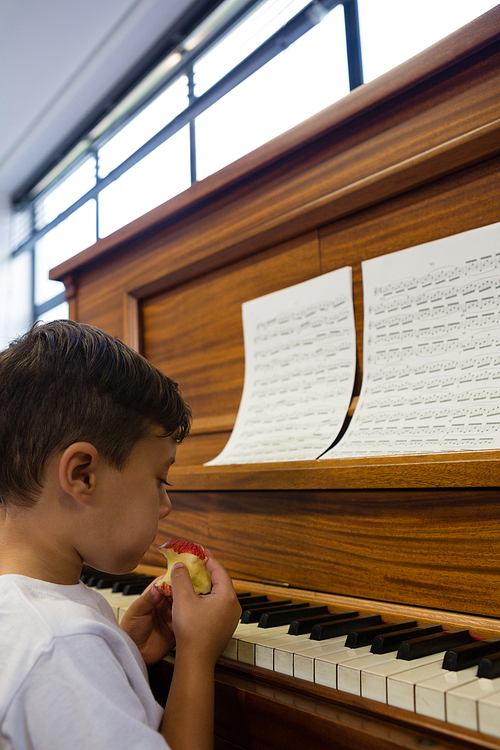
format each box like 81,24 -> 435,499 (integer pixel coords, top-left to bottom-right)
0,320 -> 191,508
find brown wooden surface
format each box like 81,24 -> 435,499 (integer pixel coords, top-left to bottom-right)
149,657 -> 500,750
51,11 -> 500,747
141,485 -> 500,617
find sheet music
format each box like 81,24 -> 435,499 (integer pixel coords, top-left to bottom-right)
205,267 -> 356,464
323,222 -> 500,458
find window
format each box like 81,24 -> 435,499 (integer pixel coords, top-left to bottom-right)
10,0 -> 498,326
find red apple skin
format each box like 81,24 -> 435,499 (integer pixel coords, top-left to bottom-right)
159,538 -> 207,560
156,537 -> 211,596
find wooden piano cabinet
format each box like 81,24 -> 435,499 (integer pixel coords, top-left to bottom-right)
148,658 -> 500,750
51,9 -> 500,748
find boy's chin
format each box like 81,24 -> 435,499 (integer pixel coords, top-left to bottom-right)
83,555 -> 143,576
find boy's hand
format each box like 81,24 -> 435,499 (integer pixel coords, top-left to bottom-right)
169,551 -> 241,667
120,578 -> 176,667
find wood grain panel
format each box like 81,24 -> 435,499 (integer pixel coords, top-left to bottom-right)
143,485 -> 500,616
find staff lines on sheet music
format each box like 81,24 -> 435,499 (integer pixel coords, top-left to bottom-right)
370,283 -> 500,316
366,368 -> 500,395
254,297 -> 349,330
368,332 -> 500,363
333,433 -> 496,456
254,319 -> 350,343
373,256 -> 500,298
359,403 -> 500,423
368,313 -> 500,345
253,336 -> 353,359
367,354 -> 500,382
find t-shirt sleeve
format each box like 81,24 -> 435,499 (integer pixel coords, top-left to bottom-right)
3,633 -> 169,750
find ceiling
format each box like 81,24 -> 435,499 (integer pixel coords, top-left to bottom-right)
0,0 -> 197,198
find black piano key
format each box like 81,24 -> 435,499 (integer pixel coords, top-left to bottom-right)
344,619 -> 418,649
477,651 -> 500,679
96,576 -> 140,589
122,579 -> 155,595
259,605 -> 329,629
397,629 -> 471,660
288,610 -> 359,635
113,576 -> 155,593
370,624 -> 443,654
310,614 -> 383,641
236,592 -> 252,598
442,638 -> 500,671
240,600 -> 293,623
237,595 -> 269,606
83,576 -> 102,587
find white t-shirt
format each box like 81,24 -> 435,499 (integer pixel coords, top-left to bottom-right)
0,575 -> 169,750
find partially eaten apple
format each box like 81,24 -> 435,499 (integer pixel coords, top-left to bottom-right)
156,538 -> 212,596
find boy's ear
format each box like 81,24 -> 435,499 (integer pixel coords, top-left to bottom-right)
58,442 -> 100,503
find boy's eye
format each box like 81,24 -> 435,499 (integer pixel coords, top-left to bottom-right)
159,478 -> 172,487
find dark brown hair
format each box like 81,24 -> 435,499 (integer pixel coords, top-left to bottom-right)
0,320 -> 191,507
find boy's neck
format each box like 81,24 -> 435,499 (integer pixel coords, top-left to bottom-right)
0,503 -> 83,585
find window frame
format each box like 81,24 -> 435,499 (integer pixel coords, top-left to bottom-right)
11,0 -> 363,323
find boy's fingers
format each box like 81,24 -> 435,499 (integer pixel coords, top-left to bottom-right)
170,563 -> 196,599
126,579 -> 163,616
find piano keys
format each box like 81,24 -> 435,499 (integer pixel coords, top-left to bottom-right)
84,568 -> 500,741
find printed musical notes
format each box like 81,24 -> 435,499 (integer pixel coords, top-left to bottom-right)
205,267 -> 356,464
323,222 -> 500,458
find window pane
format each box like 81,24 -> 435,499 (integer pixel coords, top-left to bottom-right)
98,125 -> 191,238
35,157 -> 96,230
193,0 -> 312,97
35,200 -> 96,306
4,250 -> 33,341
98,76 -> 189,178
358,0 -> 499,83
195,5 -> 348,180
35,300 -> 69,325
10,206 -> 32,251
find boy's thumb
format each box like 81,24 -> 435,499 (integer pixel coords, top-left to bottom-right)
170,563 -> 193,595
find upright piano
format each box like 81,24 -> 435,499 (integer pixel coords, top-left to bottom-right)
52,8 -> 500,748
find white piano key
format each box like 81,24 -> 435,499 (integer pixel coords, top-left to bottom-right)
254,633 -> 313,670
361,653 -> 445,704
237,626 -> 291,664
414,666 -> 479,721
222,621 -> 270,659
89,586 -> 141,618
117,599 -> 141,623
387,660 -> 450,711
293,638 -> 347,682
479,689 -> 500,739
337,652 -> 400,696
274,635 -> 331,676
446,677 -> 500,731
314,645 -> 373,689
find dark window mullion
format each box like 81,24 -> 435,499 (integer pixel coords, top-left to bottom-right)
34,291 -> 68,319
344,0 -> 363,89
187,65 -> 197,184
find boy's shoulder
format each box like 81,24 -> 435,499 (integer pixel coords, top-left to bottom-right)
0,575 -> 165,747
0,574 -> 119,642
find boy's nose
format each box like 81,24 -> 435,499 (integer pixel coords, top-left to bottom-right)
159,492 -> 172,519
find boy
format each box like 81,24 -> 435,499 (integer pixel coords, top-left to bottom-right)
0,320 -> 241,750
